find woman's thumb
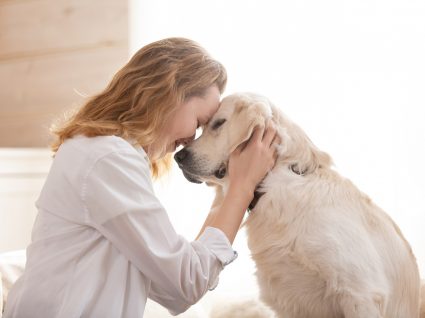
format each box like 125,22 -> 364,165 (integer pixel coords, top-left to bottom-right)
234,140 -> 249,155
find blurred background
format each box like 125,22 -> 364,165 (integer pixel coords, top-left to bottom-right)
1,0 -> 424,316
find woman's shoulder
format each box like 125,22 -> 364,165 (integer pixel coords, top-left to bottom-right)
51,135 -> 150,183
36,135 -> 151,218
58,135 -> 147,164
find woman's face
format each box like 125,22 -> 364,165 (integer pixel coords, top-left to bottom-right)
149,85 -> 221,158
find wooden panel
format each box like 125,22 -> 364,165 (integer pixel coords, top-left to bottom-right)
0,44 -> 129,147
0,0 -> 128,60
0,114 -> 54,148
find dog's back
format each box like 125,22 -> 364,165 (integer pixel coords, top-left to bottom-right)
245,105 -> 421,317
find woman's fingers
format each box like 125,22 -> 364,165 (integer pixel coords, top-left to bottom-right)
237,121 -> 278,155
262,121 -> 277,147
231,126 -> 262,156
250,125 -> 265,143
233,140 -> 246,154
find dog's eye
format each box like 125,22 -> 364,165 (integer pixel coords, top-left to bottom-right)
211,119 -> 226,130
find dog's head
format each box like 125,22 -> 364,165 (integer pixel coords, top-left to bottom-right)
174,93 -> 272,186
174,92 -> 332,186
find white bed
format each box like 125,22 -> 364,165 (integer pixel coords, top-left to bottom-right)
0,250 -> 26,316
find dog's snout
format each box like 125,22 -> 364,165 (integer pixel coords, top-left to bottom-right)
174,148 -> 189,165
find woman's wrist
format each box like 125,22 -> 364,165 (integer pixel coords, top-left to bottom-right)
228,180 -> 255,203
196,210 -> 217,240
204,183 -> 253,244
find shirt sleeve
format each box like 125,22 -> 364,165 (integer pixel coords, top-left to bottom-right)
81,150 -> 237,315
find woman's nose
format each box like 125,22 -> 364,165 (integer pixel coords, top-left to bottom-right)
182,134 -> 196,146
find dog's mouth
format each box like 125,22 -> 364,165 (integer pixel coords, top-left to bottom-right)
182,170 -> 203,184
214,163 -> 227,179
180,162 -> 228,184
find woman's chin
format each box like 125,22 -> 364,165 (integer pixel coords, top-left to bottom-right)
150,141 -> 179,159
168,143 -> 176,153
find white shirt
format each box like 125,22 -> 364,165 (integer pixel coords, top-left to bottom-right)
4,135 -> 237,318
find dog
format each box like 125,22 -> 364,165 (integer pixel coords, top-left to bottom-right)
174,92 -> 422,318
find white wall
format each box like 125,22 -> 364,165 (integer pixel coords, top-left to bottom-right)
0,149 -> 51,252
130,0 -> 425,291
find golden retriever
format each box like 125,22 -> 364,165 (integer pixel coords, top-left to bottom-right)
174,92 -> 423,318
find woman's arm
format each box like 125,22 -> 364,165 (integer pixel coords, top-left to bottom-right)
195,185 -> 224,240
198,124 -> 277,244
83,150 -> 237,315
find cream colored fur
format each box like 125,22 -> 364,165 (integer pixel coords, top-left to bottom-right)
181,93 -> 422,318
421,280 -> 425,318
209,299 -> 275,318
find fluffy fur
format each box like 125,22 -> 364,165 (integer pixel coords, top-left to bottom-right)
176,93 -> 422,317
209,299 -> 275,318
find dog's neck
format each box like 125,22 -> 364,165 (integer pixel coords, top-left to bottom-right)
248,190 -> 265,212
247,160 -> 307,212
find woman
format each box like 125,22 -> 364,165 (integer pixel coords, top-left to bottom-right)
4,37 -> 277,317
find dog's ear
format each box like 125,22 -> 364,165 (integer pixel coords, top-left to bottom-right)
271,104 -> 333,174
229,102 -> 268,153
284,126 -> 333,174
301,143 -> 333,174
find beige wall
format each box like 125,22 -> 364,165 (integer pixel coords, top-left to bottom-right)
0,0 -> 129,251
0,0 -> 129,147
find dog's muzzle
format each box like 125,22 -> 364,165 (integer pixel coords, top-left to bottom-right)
174,148 -> 204,183
174,148 -> 228,182
182,170 -> 202,184
174,148 -> 190,165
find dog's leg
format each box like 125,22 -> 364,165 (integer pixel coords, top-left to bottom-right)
339,293 -> 385,318
421,280 -> 425,318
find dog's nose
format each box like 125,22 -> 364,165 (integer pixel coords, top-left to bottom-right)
174,148 -> 189,164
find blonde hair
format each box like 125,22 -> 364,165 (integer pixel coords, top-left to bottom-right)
50,37 -> 227,178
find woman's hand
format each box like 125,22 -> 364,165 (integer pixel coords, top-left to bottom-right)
198,122 -> 278,244
228,122 -> 278,195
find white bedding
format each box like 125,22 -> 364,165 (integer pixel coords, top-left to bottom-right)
0,250 -> 26,317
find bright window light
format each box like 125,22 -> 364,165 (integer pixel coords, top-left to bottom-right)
129,1 -> 425,302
